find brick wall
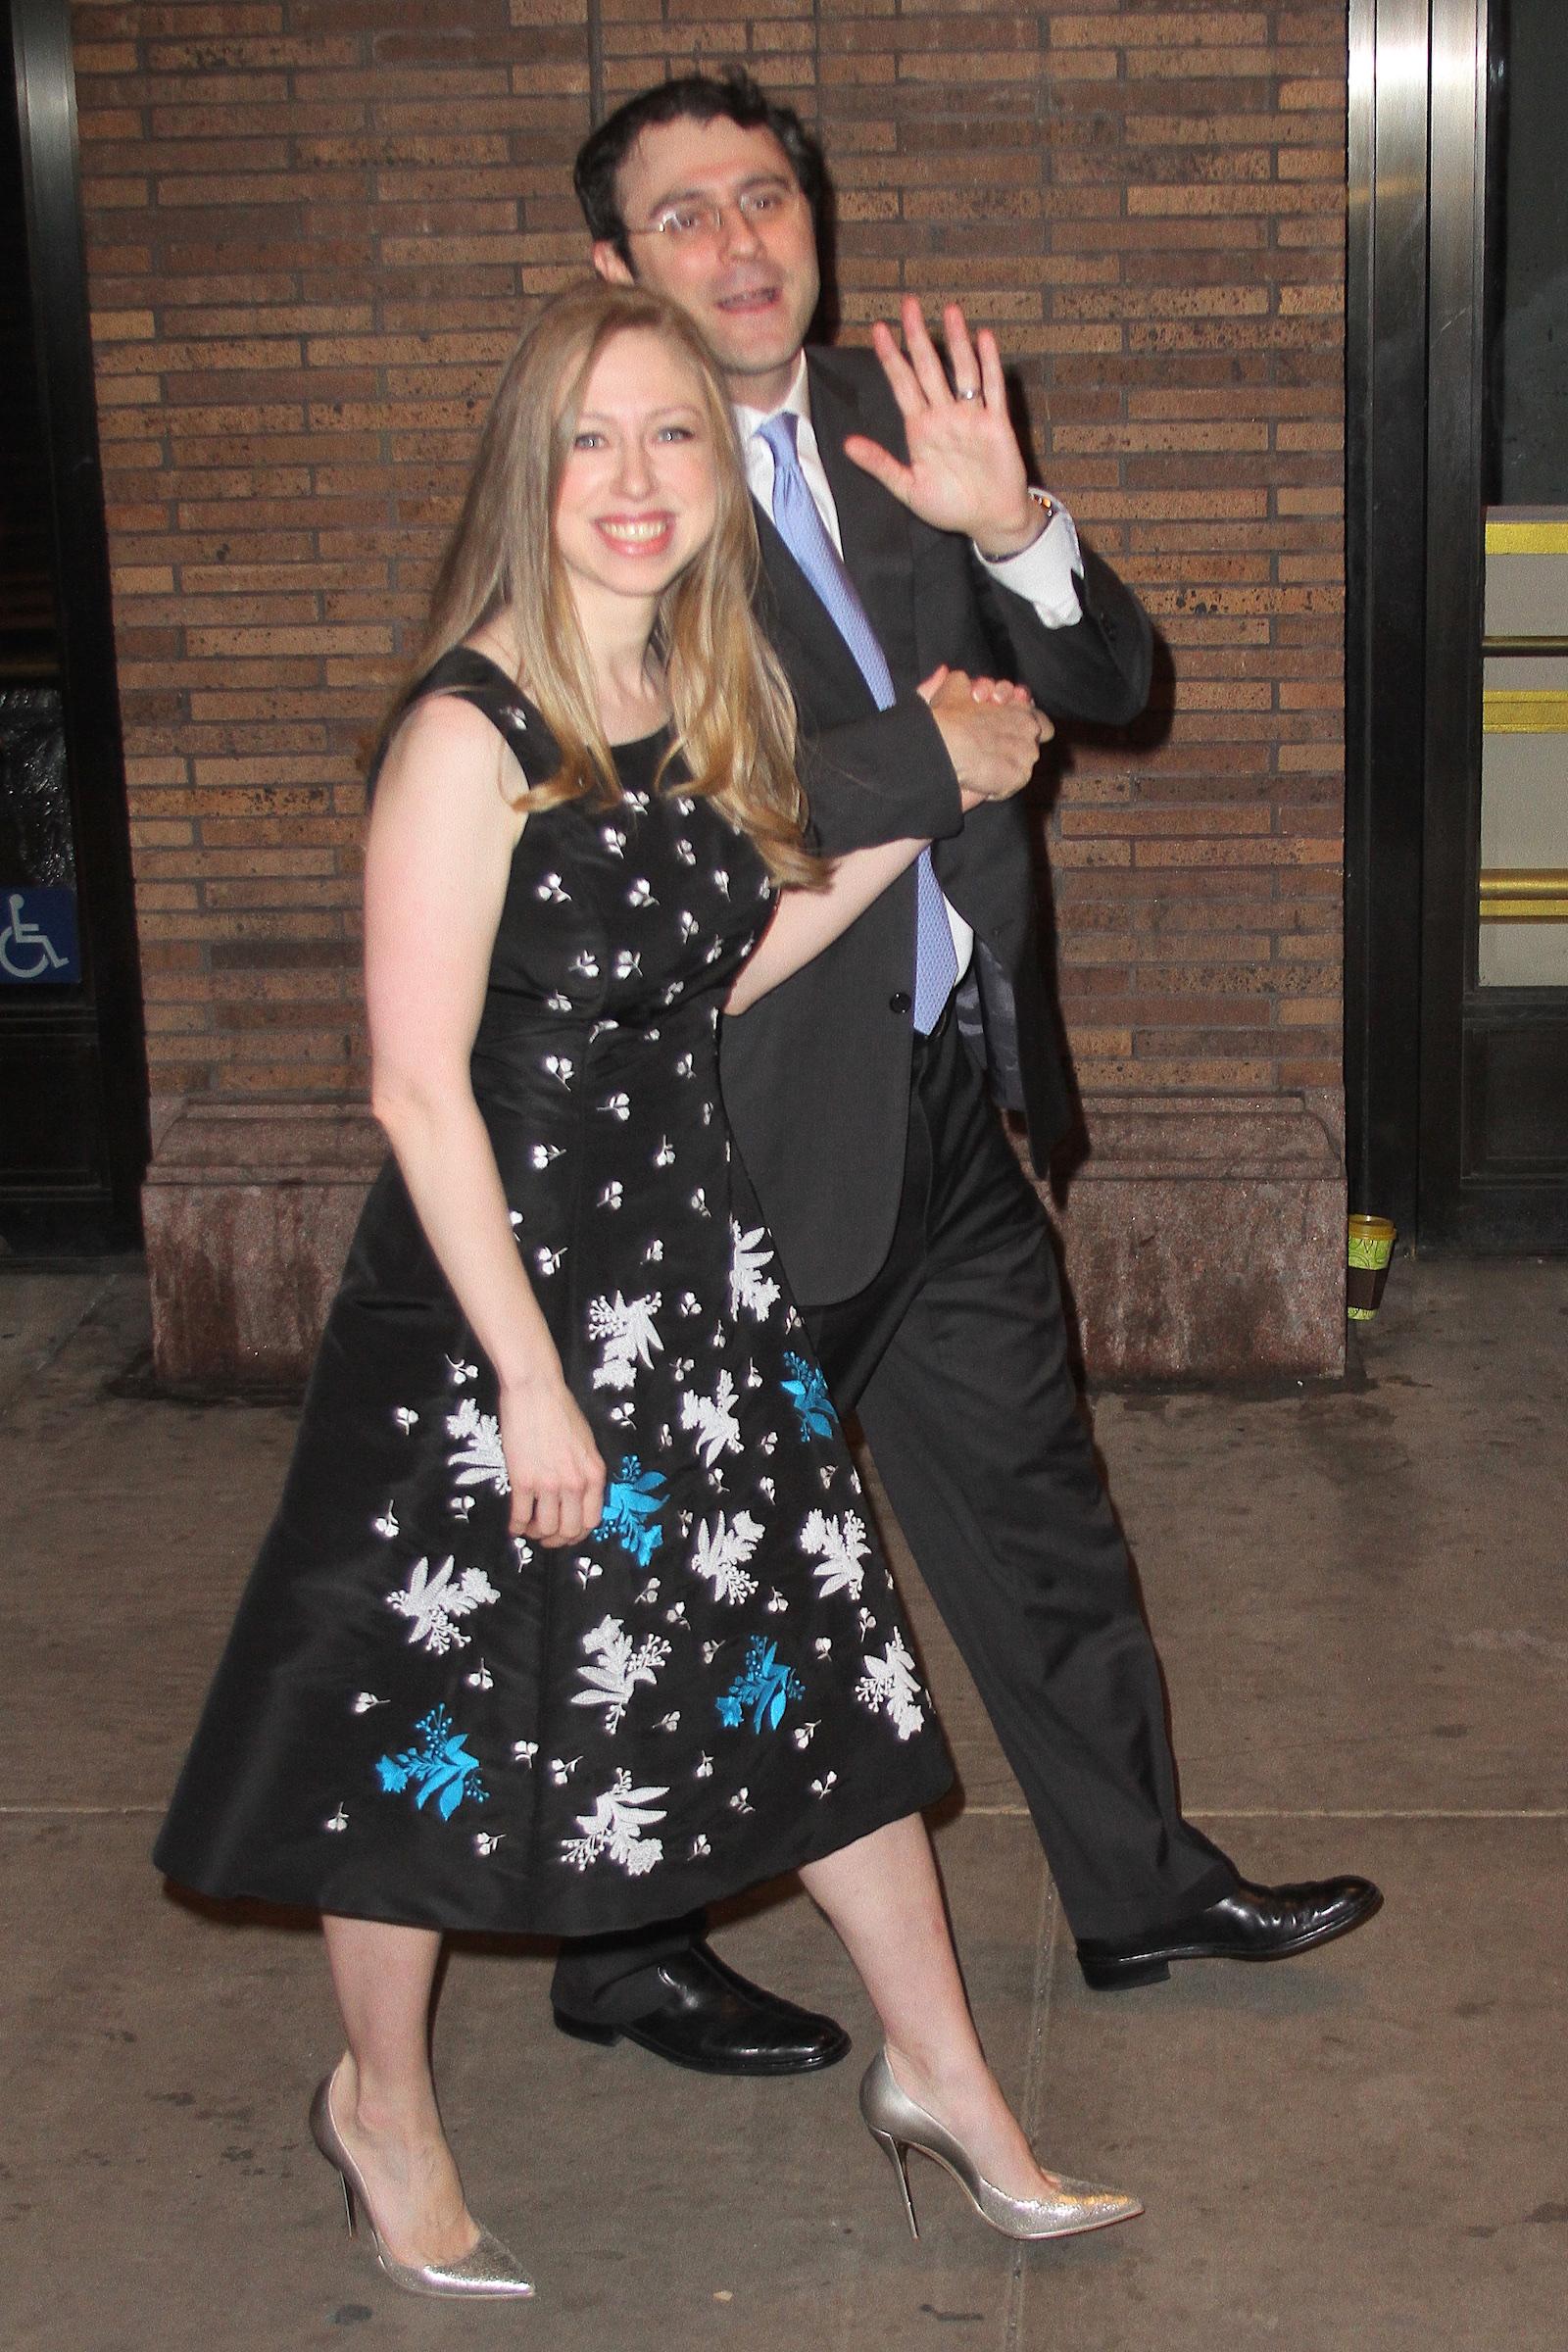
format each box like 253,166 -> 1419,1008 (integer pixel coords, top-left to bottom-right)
74,0 -> 1346,1120
74,1 -> 1348,1381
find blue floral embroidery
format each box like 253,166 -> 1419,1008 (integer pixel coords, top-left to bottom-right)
375,1705 -> 489,1820
715,1637 -> 805,1734
594,1455 -> 667,1568
781,1352 -> 836,1441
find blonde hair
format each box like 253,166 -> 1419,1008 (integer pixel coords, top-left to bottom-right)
395,279 -> 818,888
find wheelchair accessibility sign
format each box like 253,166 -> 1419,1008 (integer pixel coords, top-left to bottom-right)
0,888 -> 81,984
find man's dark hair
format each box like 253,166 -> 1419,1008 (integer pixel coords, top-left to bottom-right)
573,68 -> 826,265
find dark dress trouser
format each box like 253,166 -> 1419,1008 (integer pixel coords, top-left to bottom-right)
550,1010 -> 1236,2024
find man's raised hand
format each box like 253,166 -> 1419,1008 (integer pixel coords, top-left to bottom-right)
844,297 -> 1045,559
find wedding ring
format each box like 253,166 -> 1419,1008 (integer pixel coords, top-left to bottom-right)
956,385 -> 982,401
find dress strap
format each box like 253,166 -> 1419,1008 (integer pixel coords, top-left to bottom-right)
367,647 -> 562,797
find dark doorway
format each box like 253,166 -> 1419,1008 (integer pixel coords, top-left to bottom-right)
2,0 -> 146,1251
1348,0 -> 1568,1250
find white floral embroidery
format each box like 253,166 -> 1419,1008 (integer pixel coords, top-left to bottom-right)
384,1554 -> 499,1654
679,1368 -> 742,1466
447,1398 -> 510,1494
728,1220 -> 781,1321
857,1631 -> 927,1741
561,1769 -> 668,1877
688,1508 -> 763,1606
800,1508 -> 870,1602
570,1614 -> 672,1734
371,1501 -> 400,1540
587,1290 -> 664,1391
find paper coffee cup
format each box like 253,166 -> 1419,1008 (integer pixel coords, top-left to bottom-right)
1347,1214 -> 1396,1320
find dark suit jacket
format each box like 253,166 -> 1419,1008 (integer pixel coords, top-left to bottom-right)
717,342 -> 1153,1306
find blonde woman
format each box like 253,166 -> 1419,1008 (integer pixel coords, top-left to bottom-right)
155,281 -> 1138,2300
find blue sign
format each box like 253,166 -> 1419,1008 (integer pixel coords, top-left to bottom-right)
0,888 -> 80,984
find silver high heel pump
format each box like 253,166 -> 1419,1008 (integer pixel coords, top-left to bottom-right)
309,2072 -> 535,2300
858,2050 -> 1143,2243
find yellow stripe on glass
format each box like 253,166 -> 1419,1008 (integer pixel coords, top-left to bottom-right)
1482,691 -> 1568,734
1485,521 -> 1568,555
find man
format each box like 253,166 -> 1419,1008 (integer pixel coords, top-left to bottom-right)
549,70 -> 1380,2075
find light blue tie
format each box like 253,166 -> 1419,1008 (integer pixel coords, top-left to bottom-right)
756,410 -> 958,1033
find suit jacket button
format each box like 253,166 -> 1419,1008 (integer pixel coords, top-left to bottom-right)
889,990 -> 911,1014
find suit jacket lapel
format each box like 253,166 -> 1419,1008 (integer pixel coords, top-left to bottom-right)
806,352 -> 921,688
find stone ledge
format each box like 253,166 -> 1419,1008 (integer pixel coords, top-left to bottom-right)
143,1097 -> 384,1391
1040,1091 -> 1346,1384
143,1088 -> 1346,1391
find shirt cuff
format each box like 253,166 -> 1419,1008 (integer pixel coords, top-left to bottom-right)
977,500 -> 1084,628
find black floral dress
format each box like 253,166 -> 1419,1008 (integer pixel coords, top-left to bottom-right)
155,651 -> 952,1935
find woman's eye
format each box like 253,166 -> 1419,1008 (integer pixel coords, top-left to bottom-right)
656,424 -> 696,443
572,430 -> 606,450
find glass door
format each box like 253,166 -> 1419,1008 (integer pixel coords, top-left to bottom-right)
2,0 -> 145,1250
1414,0 -> 1568,1248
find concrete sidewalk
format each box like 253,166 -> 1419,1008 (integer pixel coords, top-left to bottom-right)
3,1256 -> 1565,2350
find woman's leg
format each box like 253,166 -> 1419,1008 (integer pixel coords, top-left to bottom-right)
798,1815 -> 1060,2199
319,1914 -> 479,2265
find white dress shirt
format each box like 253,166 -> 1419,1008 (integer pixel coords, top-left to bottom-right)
735,354 -> 1087,983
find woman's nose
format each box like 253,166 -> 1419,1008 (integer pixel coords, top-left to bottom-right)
613,437 -> 654,494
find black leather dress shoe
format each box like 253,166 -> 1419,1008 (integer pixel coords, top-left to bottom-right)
553,1942 -> 851,2076
1077,1875 -> 1383,1991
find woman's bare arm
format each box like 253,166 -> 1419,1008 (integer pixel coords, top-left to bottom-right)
364,696 -> 605,1544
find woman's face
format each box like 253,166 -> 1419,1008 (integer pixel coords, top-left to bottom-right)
553,326 -> 720,616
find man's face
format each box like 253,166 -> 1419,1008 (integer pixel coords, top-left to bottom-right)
592,115 -> 821,406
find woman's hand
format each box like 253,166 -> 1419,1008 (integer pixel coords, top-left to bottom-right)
917,664 -> 1053,808
500,1376 -> 607,1547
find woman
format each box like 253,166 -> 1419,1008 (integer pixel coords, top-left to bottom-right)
155,280 -> 1140,2299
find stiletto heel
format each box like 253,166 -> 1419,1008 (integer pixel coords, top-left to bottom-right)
858,2050 -> 1143,2244
309,2071 -> 535,2300
868,2125 -> 920,2239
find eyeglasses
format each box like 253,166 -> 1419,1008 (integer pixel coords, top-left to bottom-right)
626,184 -> 803,244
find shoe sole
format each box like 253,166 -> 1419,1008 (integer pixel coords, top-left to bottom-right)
1078,1887 -> 1384,1992
552,2007 -> 852,2076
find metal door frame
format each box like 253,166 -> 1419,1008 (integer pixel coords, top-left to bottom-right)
6,0 -> 146,1250
1347,0 -> 1568,1249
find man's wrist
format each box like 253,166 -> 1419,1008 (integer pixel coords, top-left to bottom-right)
977,487 -> 1055,564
